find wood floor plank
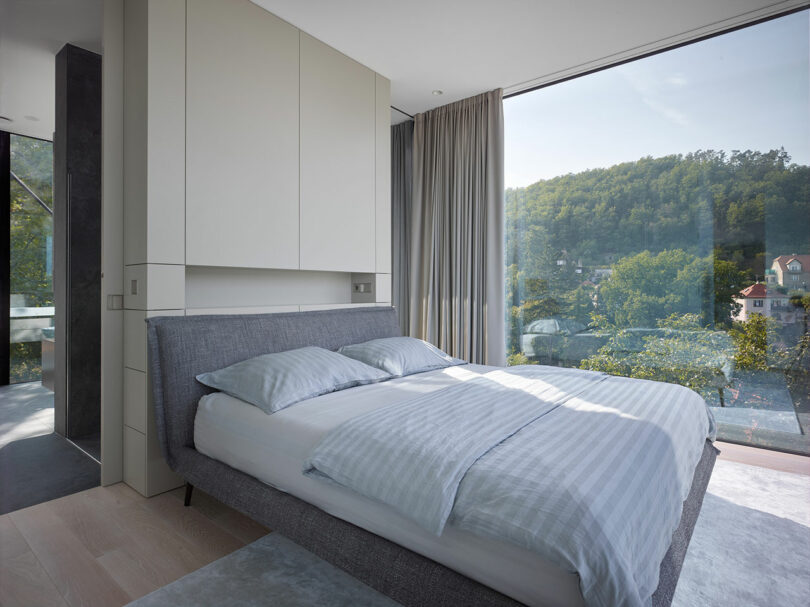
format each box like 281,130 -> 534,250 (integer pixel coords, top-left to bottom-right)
0,482 -> 269,607
107,500 -> 209,581
139,492 -> 244,562
716,441 -> 810,476
0,516 -> 30,562
9,502 -> 131,607
210,509 -> 270,545
96,546 -> 167,601
0,549 -> 69,607
167,486 -> 270,544
46,490 -> 130,558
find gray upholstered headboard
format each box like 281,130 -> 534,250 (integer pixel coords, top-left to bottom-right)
146,306 -> 401,468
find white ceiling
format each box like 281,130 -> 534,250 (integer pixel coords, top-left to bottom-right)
0,0 -> 102,140
253,0 -> 806,122
0,0 -> 802,138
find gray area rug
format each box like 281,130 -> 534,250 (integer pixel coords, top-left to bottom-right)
0,383 -> 100,514
128,459 -> 809,606
673,459 -> 810,607
127,533 -> 399,607
0,432 -> 100,515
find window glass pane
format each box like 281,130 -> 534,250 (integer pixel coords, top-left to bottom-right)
505,11 -> 810,453
9,134 -> 54,383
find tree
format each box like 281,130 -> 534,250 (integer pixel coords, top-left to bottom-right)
600,249 -> 699,327
10,136 -> 53,307
729,314 -> 792,372
710,256 -> 749,327
8,135 -> 53,382
580,313 -> 734,401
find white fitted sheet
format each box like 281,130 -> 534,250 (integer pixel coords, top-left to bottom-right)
194,364 -> 584,607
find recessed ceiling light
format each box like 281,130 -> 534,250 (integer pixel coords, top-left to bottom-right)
0,115 -> 12,122
24,115 -> 40,122
432,90 -> 443,96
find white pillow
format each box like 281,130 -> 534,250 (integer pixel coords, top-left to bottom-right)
196,346 -> 391,414
338,337 -> 467,377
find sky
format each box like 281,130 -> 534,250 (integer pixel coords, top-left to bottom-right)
504,10 -> 810,188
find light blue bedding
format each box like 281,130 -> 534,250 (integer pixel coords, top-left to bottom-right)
196,346 -> 390,414
338,336 -> 467,377
304,366 -> 715,607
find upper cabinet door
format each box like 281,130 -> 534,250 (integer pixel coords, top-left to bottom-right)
186,0 -> 299,269
375,74 -> 392,274
300,33 -> 376,273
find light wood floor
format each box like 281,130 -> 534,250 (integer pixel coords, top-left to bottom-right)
716,440 -> 810,476
1,445 -> 806,607
0,483 -> 268,607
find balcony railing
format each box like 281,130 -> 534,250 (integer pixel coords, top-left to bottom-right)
10,306 -> 55,343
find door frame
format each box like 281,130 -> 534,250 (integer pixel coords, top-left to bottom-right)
0,131 -> 10,386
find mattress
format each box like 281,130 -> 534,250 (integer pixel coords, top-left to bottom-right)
194,364 -> 584,607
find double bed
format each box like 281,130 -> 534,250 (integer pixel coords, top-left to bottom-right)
147,306 -> 718,607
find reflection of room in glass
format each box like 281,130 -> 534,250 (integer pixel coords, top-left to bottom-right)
504,11 -> 810,454
9,134 -> 54,384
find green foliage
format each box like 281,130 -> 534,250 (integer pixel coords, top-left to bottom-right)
580,313 -> 734,399
10,135 -> 53,307
729,314 -> 793,371
506,352 -> 536,366
711,256 -> 749,327
507,149 -> 809,275
600,249 -> 698,327
506,149 -> 808,355
10,343 -> 43,383
597,249 -> 746,328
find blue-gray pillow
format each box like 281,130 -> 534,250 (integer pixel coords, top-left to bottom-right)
196,346 -> 391,414
338,337 -> 467,377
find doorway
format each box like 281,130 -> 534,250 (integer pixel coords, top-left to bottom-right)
0,114 -> 101,513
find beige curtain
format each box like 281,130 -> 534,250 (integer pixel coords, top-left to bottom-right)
409,89 -> 505,365
391,121 -> 413,336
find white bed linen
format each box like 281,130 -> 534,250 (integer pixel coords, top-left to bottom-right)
194,364 -> 584,607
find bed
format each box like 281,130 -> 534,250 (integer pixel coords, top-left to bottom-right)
147,306 -> 718,607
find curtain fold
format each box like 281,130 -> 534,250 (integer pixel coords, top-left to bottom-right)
408,89 -> 505,365
391,121 -> 413,336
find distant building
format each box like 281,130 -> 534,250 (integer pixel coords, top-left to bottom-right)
733,283 -> 798,324
591,268 -> 613,282
770,254 -> 810,291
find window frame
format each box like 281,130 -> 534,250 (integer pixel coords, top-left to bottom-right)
1,131 -> 10,385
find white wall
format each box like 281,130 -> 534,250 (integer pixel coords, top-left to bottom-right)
117,0 -> 391,496
100,0 -> 124,485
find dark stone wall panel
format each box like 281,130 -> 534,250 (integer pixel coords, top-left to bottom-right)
54,44 -> 102,440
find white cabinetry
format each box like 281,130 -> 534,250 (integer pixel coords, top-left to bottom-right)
185,0 -> 300,269
300,33 -> 376,272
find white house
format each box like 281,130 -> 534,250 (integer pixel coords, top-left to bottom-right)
733,282 -> 797,323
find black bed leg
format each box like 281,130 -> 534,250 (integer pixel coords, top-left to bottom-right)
184,482 -> 194,507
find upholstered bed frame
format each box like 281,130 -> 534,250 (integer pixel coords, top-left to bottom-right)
146,306 -> 718,607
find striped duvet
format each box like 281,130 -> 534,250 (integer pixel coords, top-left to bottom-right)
304,365 -> 715,607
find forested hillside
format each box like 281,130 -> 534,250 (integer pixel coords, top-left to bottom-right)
505,149 -> 810,353
506,149 -> 809,278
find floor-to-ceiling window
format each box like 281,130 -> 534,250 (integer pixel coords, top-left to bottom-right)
8,134 -> 54,384
504,10 -> 809,453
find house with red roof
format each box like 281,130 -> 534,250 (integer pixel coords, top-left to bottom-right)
733,282 -> 797,323
768,254 -> 810,291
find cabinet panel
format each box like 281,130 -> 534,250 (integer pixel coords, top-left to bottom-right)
375,74 -> 391,274
146,0 -> 186,264
186,0 -> 299,269
300,33 -> 375,272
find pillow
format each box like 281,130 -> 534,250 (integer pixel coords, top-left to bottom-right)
196,346 -> 391,414
338,336 -> 466,377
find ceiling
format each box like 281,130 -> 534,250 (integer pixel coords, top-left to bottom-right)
0,0 -> 802,138
252,0 -> 805,122
0,0 -> 102,140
